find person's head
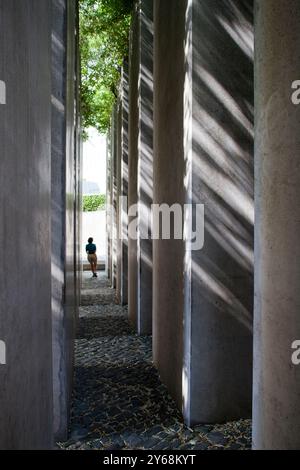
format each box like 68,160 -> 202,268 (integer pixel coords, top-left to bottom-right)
88,237 -> 93,244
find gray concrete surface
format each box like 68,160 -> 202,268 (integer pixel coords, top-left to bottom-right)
116,100 -> 122,303
111,104 -> 118,289
51,0 -> 80,441
137,0 -> 153,335
51,0 -> 68,441
65,0 -> 80,438
183,0 -> 254,425
152,0 -> 186,409
128,6 -> 140,328
106,133 -> 112,281
253,0 -> 300,450
128,0 -> 153,334
0,0 -> 53,449
65,0 -> 81,370
121,62 -> 129,305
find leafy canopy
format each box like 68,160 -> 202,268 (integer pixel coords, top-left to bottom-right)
79,0 -> 134,136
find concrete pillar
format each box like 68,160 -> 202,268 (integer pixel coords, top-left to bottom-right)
120,63 -> 129,305
111,105 -> 118,289
128,0 -> 153,333
253,0 -> 300,450
183,0 -> 254,425
74,6 -> 82,311
128,7 -> 140,326
153,0 -> 186,407
106,133 -> 112,280
0,0 -> 53,449
116,100 -> 122,303
137,0 -> 153,335
153,0 -> 254,422
51,0 -> 79,440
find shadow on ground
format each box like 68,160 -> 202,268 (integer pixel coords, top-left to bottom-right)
58,272 -> 251,450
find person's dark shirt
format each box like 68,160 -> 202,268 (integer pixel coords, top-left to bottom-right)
86,243 -> 96,254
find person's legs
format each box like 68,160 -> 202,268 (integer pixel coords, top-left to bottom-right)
93,255 -> 98,276
88,255 -> 95,275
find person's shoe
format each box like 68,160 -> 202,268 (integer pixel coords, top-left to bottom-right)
93,273 -> 97,278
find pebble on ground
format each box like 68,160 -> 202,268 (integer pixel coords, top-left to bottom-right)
58,272 -> 252,451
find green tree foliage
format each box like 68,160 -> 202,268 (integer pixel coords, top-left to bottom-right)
83,194 -> 106,212
80,0 -> 134,135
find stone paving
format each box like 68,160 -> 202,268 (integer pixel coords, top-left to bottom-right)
58,271 -> 252,451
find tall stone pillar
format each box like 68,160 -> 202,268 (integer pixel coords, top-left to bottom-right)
137,0 -> 153,334
0,0 -> 53,449
106,133 -> 112,280
51,0 -> 79,440
153,0 -> 186,407
183,0 -> 254,425
120,63 -> 129,305
253,0 -> 300,450
116,100 -> 122,303
111,105 -> 118,289
128,6 -> 140,326
128,0 -> 153,333
153,0 -> 254,422
74,6 -> 82,313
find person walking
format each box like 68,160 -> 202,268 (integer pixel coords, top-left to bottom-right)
86,237 -> 98,278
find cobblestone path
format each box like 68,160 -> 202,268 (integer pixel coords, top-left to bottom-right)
59,272 -> 252,450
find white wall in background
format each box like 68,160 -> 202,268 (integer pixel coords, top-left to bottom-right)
82,210 -> 106,263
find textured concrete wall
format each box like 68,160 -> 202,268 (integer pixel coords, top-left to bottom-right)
0,0 -> 53,449
51,0 -> 68,440
153,0 -> 186,408
74,5 -> 82,313
121,63 -> 129,305
128,0 -> 153,333
137,0 -> 153,335
51,0 -> 79,440
111,104 -> 118,289
128,8 -> 140,326
65,1 -> 80,423
106,133 -> 112,280
116,100 -> 122,303
183,0 -> 254,424
253,0 -> 300,450
107,111 -> 115,286
153,0 -> 253,421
